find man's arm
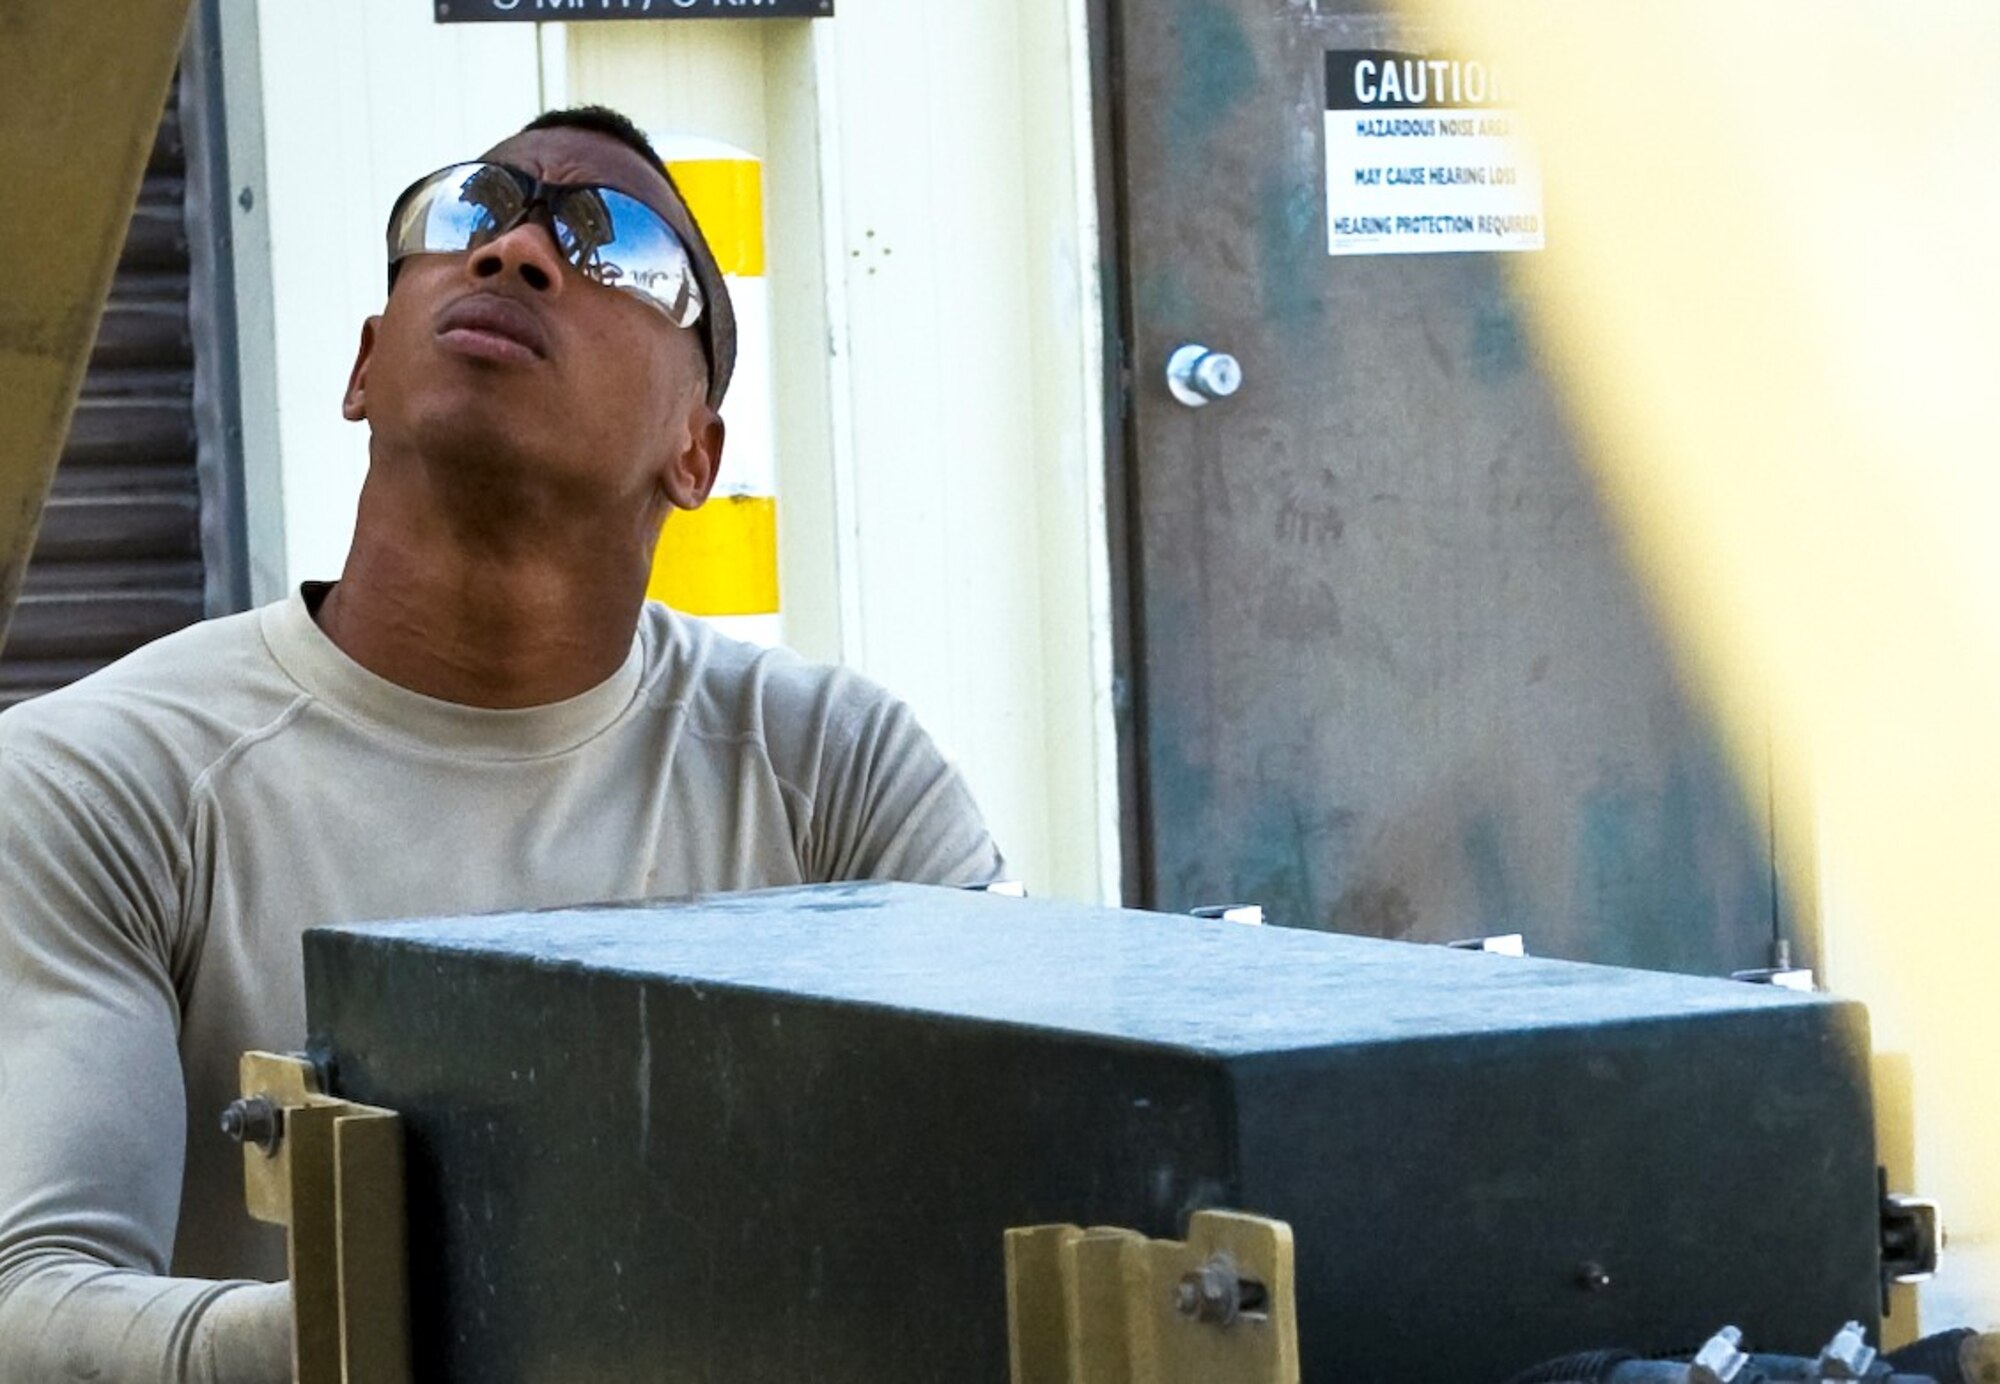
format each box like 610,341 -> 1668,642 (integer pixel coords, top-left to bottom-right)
0,744 -> 291,1383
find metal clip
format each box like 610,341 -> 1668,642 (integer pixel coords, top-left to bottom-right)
1728,965 -> 1817,992
965,879 -> 1029,897
1446,934 -> 1527,956
1687,1325 -> 1749,1384
1881,1189 -> 1942,1285
1192,904 -> 1265,926
1814,1320 -> 1878,1379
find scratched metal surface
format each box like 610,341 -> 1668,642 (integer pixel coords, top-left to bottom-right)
1109,0 -> 1778,972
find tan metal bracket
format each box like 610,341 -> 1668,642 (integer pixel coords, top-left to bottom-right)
1006,1209 -> 1299,1384
233,1051 -> 412,1384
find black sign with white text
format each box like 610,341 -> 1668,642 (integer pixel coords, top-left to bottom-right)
1325,51 -> 1510,111
437,0 -> 831,22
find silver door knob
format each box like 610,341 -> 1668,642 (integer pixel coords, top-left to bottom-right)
1166,343 -> 1243,407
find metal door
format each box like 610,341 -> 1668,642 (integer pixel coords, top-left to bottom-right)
1104,1 -> 1780,974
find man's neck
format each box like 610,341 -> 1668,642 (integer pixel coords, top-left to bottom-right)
316,470 -> 658,709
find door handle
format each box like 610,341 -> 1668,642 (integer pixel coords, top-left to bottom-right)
1166,343 -> 1243,407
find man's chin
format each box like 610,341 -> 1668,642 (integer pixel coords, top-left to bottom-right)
391,410 -> 615,504
401,409 -> 556,479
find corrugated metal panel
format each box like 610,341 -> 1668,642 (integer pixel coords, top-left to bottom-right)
0,89 -> 208,709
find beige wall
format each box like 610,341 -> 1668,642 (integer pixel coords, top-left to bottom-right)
231,0 -> 1118,904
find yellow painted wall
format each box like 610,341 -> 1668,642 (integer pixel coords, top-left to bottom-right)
1390,0 -> 2000,1331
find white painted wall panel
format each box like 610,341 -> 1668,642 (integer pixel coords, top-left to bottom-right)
253,0 -> 542,585
816,2 -> 1113,901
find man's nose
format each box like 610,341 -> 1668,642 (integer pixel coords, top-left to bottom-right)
469,217 -> 566,295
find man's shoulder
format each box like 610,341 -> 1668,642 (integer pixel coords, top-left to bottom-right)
634,607 -> 1000,884
637,604 -> 912,756
0,605 -> 299,794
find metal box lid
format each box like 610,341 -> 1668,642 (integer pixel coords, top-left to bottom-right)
316,880 -> 1835,1053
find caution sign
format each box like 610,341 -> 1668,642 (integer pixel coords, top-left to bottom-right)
1324,51 -> 1543,257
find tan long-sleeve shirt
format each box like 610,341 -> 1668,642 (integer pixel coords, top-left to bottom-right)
0,587 -> 1003,1383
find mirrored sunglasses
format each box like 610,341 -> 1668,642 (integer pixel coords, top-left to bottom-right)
385,161 -> 705,329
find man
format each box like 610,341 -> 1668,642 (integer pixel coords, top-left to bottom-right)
0,106 -> 1003,1382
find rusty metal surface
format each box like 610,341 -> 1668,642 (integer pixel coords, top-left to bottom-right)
1105,0 -> 1778,973
0,0 -> 196,657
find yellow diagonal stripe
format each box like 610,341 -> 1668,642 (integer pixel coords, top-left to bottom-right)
1386,0 -> 2000,1329
665,158 -> 764,278
649,494 -> 778,617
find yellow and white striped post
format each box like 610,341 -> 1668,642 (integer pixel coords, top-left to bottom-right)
649,135 -> 779,647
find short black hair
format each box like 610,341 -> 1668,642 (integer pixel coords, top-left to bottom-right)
512,106 -> 736,408
520,105 -> 673,195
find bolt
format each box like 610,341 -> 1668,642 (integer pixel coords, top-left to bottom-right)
1174,1255 -> 1243,1326
1577,1262 -> 1613,1293
1174,1279 -> 1200,1317
219,1096 -> 283,1156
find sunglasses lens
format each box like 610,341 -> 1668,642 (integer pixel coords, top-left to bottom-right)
386,165 -> 705,332
553,186 -> 704,329
390,164 -> 526,260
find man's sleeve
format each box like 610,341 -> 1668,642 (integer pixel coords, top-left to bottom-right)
0,744 -> 292,1383
795,675 -> 1008,888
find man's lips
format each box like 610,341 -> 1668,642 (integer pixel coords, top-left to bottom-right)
434,293 -> 550,363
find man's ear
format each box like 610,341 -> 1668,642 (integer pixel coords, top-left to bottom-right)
341,317 -> 381,422
663,405 -> 726,511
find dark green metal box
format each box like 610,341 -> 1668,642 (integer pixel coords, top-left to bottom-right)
303,883 -> 1880,1382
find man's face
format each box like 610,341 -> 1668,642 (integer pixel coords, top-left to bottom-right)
342,126 -> 721,515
